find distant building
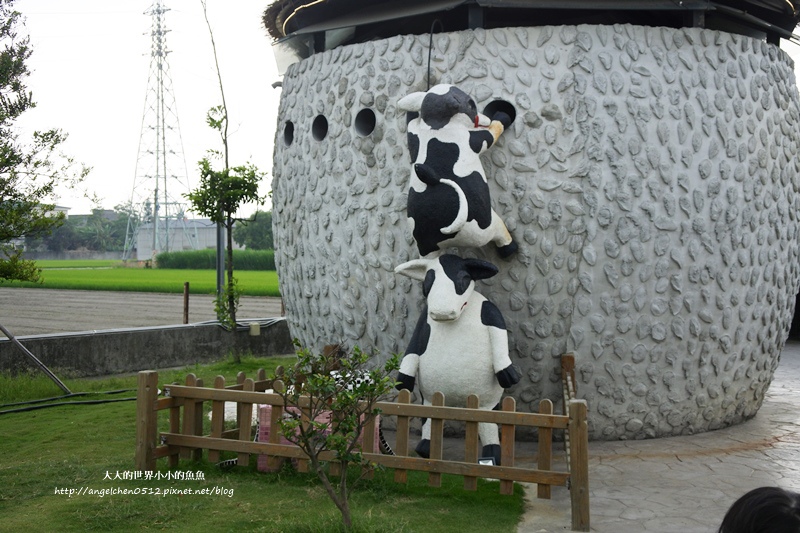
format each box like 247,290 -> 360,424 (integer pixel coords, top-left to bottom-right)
134,218 -> 243,260
9,205 -> 70,251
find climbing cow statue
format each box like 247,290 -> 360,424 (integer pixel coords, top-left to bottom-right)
394,254 -> 521,465
398,84 -> 517,259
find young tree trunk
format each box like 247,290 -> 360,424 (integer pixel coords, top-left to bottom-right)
225,214 -> 236,324
309,455 -> 353,530
338,465 -> 352,529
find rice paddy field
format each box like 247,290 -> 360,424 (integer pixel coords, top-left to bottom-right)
7,260 -> 281,296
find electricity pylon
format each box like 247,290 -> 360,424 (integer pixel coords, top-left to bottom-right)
124,0 -> 196,260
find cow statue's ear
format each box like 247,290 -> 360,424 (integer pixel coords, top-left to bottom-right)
398,91 -> 426,113
463,258 -> 499,281
394,259 -> 431,281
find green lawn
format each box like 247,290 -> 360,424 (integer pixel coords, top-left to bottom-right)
34,260 -> 122,269
6,262 -> 280,297
0,357 -> 524,532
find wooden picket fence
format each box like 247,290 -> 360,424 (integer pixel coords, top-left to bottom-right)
135,357 -> 589,531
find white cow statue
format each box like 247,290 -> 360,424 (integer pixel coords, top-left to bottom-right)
394,254 -> 521,465
398,84 -> 517,259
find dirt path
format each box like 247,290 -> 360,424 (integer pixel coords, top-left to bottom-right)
1,288 -> 283,337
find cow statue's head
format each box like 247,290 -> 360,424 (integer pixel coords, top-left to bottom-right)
395,254 -> 498,322
397,84 -> 491,129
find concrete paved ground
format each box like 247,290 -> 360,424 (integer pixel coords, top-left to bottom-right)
0,287 -> 283,337
516,342 -> 800,533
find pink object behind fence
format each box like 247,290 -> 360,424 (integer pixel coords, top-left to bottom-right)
256,404 -> 380,472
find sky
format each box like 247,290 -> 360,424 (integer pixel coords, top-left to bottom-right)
12,2 -> 800,218
15,0 -> 281,216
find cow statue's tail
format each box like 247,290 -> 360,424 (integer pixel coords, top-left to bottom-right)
413,163 -> 468,236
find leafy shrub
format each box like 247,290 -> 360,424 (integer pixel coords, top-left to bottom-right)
155,249 -> 275,270
274,342 -> 400,530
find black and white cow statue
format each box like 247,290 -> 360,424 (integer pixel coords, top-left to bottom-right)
394,254 -> 521,465
398,84 -> 517,259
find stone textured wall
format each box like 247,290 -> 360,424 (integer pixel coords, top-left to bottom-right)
271,24 -> 800,439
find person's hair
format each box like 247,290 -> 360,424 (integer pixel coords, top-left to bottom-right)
719,486 -> 800,533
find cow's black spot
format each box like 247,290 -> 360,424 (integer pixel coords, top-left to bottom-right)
423,138 -> 493,229
423,270 -> 435,297
407,130 -> 420,162
469,129 -> 494,153
464,258 -> 499,281
414,163 -> 439,186
496,365 -> 521,388
439,255 -> 471,295
460,172 -> 493,229
406,305 -> 431,356
480,300 -> 507,329
424,138 -> 461,179
420,86 -> 475,129
408,182 -> 459,257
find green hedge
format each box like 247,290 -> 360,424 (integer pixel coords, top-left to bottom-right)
155,249 -> 276,270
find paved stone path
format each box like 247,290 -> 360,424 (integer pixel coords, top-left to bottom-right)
515,341 -> 800,532
1,288 -> 283,337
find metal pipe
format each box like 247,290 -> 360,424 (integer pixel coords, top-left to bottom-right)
0,323 -> 71,395
183,281 -> 190,324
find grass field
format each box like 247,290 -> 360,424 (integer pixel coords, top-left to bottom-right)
6,260 -> 281,297
34,260 -> 122,269
0,356 -> 525,532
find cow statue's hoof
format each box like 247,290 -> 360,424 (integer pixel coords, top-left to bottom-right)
395,372 -> 416,392
415,439 -> 431,459
482,444 -> 502,466
496,364 -> 521,388
496,240 -> 518,259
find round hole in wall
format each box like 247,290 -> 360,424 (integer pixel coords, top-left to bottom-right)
355,108 -> 376,137
312,115 -> 328,141
283,121 -> 294,146
483,100 -> 516,126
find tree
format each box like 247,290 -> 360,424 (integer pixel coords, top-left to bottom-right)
186,0 -> 265,328
38,218 -> 79,252
232,210 -> 273,250
274,343 -> 399,531
0,1 -> 88,282
186,154 -> 262,326
25,207 -> 129,252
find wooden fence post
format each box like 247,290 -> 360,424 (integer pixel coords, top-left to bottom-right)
537,399 -> 554,499
568,399 -> 590,532
500,396 -> 516,495
237,378 -> 255,467
209,375 -> 226,464
236,371 -> 246,428
268,380 -> 285,471
428,392 -> 445,488
168,381 -> 180,468
463,394 -> 480,491
193,378 -> 204,461
394,389 -> 411,484
135,371 -> 159,472
361,410 -> 376,480
181,374 -> 198,460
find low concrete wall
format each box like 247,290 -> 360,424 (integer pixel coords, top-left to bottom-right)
0,318 -> 295,377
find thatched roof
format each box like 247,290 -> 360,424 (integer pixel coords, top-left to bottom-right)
263,0 -> 301,40
262,0 -> 799,43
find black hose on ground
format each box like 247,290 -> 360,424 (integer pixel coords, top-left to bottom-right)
0,388 -> 137,415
